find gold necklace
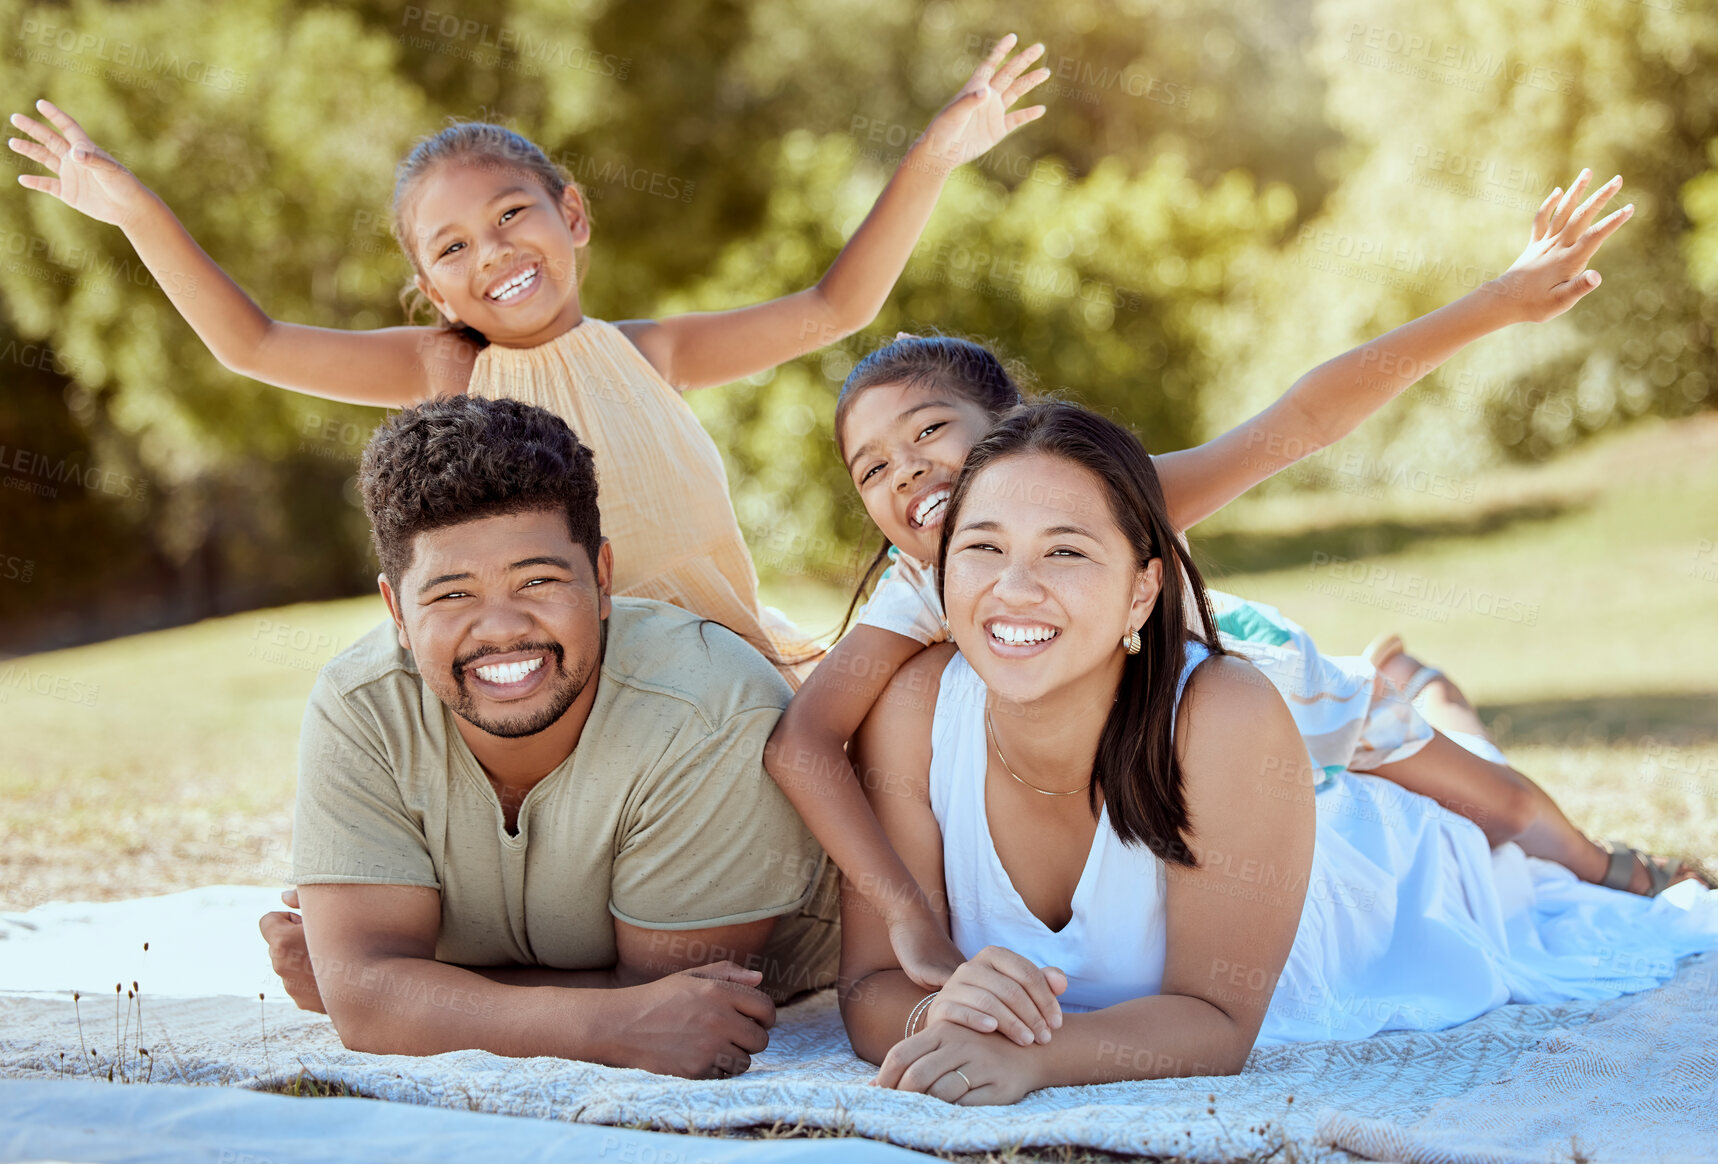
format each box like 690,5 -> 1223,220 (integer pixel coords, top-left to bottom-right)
986,709 -> 1088,797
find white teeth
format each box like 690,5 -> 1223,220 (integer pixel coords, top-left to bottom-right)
473,656 -> 544,684
990,623 -> 1058,646
487,266 -> 538,301
911,489 -> 950,527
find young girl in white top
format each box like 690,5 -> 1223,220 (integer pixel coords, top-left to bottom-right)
840,401 -> 1717,1102
769,170 -> 1706,1043
7,36 -> 1050,680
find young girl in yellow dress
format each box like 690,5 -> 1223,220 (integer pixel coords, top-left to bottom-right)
8,35 -> 1051,682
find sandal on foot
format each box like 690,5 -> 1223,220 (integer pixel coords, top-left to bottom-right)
1597,841 -> 1715,896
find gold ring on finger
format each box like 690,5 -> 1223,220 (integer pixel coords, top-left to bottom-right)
953,1067 -> 973,1091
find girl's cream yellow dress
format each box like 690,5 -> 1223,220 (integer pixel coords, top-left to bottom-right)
466,317 -> 819,685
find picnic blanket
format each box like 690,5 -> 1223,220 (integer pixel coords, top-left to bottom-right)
3,885 -> 1715,1163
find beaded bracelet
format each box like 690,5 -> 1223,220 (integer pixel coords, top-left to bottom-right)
904,990 -> 939,1041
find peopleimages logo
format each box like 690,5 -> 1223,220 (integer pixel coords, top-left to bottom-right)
0,664 -> 100,707
1306,552 -> 1541,626
0,444 -> 148,502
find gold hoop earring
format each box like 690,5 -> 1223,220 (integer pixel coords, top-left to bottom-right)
1124,628 -> 1142,655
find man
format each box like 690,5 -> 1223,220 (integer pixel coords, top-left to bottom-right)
258,395 -> 838,1079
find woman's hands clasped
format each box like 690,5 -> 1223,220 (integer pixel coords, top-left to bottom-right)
876,1017 -> 1044,1105
874,945 -> 1069,1105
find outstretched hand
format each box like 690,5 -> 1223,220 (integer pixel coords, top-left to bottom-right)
9,99 -> 148,228
916,33 -> 1050,174
1497,169 -> 1633,323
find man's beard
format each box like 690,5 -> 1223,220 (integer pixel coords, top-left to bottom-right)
446,640 -> 594,739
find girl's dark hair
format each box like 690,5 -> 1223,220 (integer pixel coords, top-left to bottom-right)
390,121 -> 591,347
935,400 -> 1228,866
834,333 -> 1028,636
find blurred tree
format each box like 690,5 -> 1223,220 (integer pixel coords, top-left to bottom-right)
0,0 -> 1713,650
1202,0 -> 1718,480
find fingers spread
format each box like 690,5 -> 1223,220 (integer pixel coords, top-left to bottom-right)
1531,187 -> 1560,243
1003,107 -> 1047,133
9,113 -> 66,156
1002,67 -> 1052,107
1548,169 -> 1591,236
1562,174 -> 1622,241
971,33 -> 1020,85
992,42 -> 1045,93
34,100 -> 91,145
1576,203 -> 1633,262
10,136 -> 60,173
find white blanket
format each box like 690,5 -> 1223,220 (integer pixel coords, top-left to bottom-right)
3,886 -> 1715,1162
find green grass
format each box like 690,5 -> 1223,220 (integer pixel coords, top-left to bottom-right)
3,413 -> 1716,909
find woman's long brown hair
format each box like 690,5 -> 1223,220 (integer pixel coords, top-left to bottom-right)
935,401 -> 1228,866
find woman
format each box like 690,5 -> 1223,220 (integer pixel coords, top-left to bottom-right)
839,401 -> 1718,1104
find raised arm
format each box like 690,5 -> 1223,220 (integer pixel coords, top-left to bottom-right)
875,655 -> 1317,1103
619,34 -> 1050,392
1155,169 -> 1633,531
9,100 -> 466,406
296,882 -> 783,1077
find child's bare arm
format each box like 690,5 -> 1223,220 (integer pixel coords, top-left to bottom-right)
10,101 -> 465,407
620,34 -> 1050,393
765,626 -> 952,971
1155,170 -> 1632,532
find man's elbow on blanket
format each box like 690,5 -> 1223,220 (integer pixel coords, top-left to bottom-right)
312,954 -> 513,1058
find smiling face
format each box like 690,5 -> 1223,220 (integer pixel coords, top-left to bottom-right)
404,159 -> 590,347
840,380 -> 997,562
942,451 -> 1162,706
379,507 -> 611,739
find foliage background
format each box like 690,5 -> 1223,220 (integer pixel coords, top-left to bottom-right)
2,0 -> 1716,650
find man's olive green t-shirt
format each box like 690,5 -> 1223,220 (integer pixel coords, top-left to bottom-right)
292,597 -> 837,1000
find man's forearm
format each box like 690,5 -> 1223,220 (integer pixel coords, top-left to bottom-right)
467,964 -> 622,989
317,953 -> 620,1061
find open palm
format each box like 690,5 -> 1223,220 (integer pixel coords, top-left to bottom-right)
1501,169 -> 1634,323
919,33 -> 1050,172
9,100 -> 146,228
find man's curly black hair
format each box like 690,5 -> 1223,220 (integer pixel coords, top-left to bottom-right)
359,395 -> 602,592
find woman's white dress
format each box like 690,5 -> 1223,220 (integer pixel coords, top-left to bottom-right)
928,642 -> 1718,1044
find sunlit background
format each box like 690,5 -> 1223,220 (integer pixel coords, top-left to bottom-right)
3,0 -> 1716,909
